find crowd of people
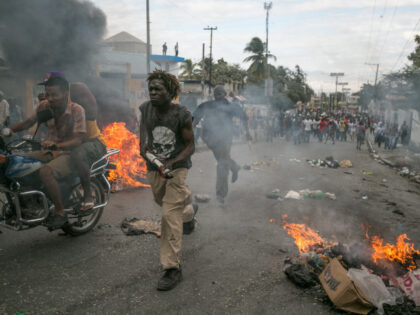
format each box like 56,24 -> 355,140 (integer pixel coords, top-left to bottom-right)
241,109 -> 411,152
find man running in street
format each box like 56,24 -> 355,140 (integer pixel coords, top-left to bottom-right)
139,70 -> 196,291
193,86 -> 251,205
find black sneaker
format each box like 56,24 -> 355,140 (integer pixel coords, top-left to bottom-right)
217,195 -> 224,205
47,214 -> 68,229
231,165 -> 240,183
157,268 -> 182,291
183,204 -> 198,235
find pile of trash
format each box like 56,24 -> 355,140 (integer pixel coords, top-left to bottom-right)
399,167 -> 420,184
285,189 -> 336,200
266,189 -> 336,201
307,156 -> 351,169
282,235 -> 419,314
121,218 -> 161,237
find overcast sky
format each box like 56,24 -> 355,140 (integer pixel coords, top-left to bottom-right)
91,0 -> 420,93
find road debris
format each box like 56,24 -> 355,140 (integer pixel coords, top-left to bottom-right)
121,218 -> 161,237
399,166 -> 420,184
283,257 -> 317,288
307,156 -> 340,169
289,158 -> 301,163
347,267 -> 396,313
284,190 -> 301,200
284,189 -> 336,200
266,189 -> 283,200
339,160 -> 353,168
275,216 -> 420,314
362,195 -> 369,200
320,259 -> 374,314
194,194 -> 211,203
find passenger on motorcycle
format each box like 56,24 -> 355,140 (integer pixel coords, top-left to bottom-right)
69,83 -> 107,212
8,71 -> 86,228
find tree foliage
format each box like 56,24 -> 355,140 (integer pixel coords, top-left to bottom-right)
179,59 -> 201,80
360,34 -> 420,110
243,37 -> 276,83
241,37 -> 314,110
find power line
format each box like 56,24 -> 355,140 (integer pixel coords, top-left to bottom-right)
369,0 -> 390,62
376,0 -> 400,63
357,0 -> 378,90
391,17 -> 420,72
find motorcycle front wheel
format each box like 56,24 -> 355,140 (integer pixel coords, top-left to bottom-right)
62,178 -> 105,236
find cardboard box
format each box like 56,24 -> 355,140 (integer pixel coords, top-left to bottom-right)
319,258 -> 373,315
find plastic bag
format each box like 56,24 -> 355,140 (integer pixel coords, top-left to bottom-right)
348,268 -> 395,314
285,190 -> 301,199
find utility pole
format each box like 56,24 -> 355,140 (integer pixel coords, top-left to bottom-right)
264,2 -> 273,99
202,43 -> 205,96
146,0 -> 151,73
330,72 -> 344,109
365,63 -> 379,100
264,1 -> 272,77
204,26 -> 217,94
337,82 -> 348,104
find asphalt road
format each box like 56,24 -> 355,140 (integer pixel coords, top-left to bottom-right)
1,137 -> 420,314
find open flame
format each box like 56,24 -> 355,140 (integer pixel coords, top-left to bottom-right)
366,230 -> 420,271
102,122 -> 149,188
281,214 -> 331,253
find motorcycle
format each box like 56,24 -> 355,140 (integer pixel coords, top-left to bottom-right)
0,135 -> 119,236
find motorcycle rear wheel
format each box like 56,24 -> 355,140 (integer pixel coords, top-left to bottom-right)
62,178 -> 105,236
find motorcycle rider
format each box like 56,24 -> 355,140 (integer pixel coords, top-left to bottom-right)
8,71 -> 86,228
69,82 -> 107,211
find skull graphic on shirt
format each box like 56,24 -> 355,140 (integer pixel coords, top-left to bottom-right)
151,126 -> 176,159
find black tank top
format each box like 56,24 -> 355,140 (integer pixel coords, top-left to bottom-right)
139,101 -> 192,171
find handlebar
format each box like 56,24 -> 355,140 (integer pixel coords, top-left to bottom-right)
5,138 -> 42,153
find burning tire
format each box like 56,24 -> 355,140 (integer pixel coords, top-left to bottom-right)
62,178 -> 105,236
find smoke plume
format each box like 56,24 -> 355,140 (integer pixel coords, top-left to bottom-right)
0,0 -> 106,78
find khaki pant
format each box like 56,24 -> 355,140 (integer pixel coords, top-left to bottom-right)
147,168 -> 194,270
26,151 -> 73,179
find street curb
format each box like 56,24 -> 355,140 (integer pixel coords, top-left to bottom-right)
366,137 -> 395,167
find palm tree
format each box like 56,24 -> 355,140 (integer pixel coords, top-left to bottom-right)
180,59 -> 199,80
243,37 -> 276,82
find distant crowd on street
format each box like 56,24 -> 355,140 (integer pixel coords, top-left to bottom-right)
193,101 -> 412,152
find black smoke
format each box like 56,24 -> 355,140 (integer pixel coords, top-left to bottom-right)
0,0 -> 135,125
0,0 -> 106,78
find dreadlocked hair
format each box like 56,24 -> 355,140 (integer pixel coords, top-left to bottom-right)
147,70 -> 180,100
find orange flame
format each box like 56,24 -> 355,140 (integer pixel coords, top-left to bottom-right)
102,122 -> 149,188
367,232 -> 420,271
282,214 -> 331,253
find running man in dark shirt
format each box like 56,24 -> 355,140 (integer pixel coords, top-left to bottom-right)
139,70 -> 196,291
193,86 -> 250,204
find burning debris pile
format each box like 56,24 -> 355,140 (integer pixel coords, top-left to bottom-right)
102,122 -> 149,189
276,215 -> 420,314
